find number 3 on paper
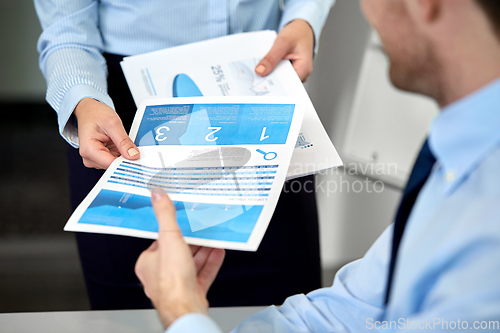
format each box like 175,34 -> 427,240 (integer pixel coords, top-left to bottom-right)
155,126 -> 170,141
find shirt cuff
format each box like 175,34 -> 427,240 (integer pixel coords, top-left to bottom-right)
166,313 -> 223,333
279,1 -> 332,55
57,84 -> 115,148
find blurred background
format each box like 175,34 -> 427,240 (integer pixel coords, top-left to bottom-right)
0,0 -> 438,313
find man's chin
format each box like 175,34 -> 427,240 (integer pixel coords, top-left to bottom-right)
388,66 -> 412,93
388,64 -> 426,96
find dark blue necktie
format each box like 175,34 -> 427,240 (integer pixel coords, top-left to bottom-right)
385,139 -> 436,304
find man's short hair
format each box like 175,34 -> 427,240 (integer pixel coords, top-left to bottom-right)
476,0 -> 500,36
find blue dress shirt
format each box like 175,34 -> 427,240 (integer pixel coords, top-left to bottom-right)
167,78 -> 500,332
34,0 -> 335,147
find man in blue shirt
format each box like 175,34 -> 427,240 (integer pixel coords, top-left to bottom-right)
35,0 -> 335,309
135,0 -> 500,331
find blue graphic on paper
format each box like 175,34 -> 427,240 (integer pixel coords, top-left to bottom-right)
135,103 -> 295,146
256,149 -> 277,161
79,189 -> 262,242
172,74 -> 203,97
229,61 -> 274,96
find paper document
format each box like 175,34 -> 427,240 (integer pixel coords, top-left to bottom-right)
121,30 -> 343,179
64,97 -> 304,251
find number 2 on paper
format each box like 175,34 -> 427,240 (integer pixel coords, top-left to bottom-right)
205,127 -> 222,142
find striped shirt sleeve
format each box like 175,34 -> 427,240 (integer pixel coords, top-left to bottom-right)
35,0 -> 115,147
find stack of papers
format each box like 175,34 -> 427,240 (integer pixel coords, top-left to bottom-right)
64,31 -> 342,251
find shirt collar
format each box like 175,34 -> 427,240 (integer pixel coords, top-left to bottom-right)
428,77 -> 500,193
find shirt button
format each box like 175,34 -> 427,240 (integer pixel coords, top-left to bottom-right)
446,171 -> 455,182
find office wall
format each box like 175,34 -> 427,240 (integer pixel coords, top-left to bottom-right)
0,0 -> 401,275
306,0 -> 402,271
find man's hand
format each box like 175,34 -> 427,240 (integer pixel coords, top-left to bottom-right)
255,19 -> 315,82
73,98 -> 140,169
135,188 -> 226,329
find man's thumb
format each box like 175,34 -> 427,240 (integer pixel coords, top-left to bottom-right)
151,188 -> 181,241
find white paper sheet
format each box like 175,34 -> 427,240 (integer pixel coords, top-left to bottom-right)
64,96 -> 304,251
120,30 -> 343,179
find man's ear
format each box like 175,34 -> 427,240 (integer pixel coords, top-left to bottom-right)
416,0 -> 441,22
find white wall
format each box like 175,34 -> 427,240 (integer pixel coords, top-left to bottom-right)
307,0 -> 402,270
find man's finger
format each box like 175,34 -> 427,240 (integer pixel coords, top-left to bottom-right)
255,36 -> 293,77
106,120 -> 140,160
197,248 -> 226,294
134,249 -> 156,298
193,247 -> 214,274
147,240 -> 159,252
190,245 -> 202,256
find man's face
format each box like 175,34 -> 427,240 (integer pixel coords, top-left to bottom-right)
361,0 -> 438,96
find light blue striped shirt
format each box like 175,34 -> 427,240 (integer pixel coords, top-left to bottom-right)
34,0 -> 335,147
167,78 -> 500,332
